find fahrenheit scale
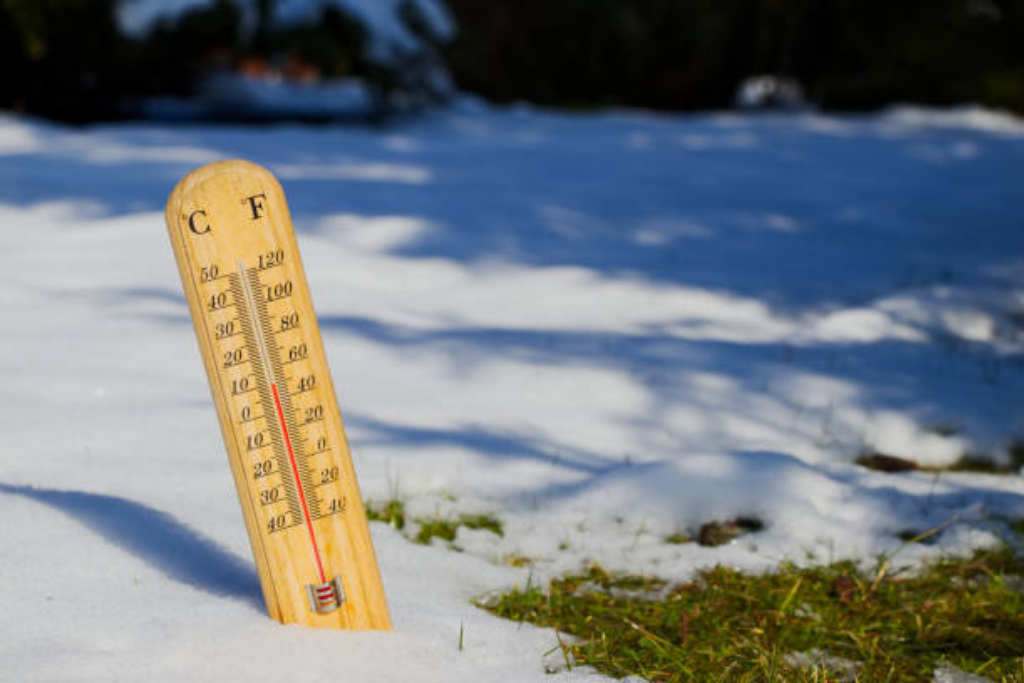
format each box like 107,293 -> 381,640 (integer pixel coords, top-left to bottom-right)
165,160 -> 390,629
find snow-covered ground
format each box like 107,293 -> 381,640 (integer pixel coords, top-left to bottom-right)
1,103 -> 1023,680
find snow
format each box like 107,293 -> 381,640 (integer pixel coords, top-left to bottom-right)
333,0 -> 454,50
1,103 -> 1023,679
198,72 -> 374,118
118,0 -> 212,37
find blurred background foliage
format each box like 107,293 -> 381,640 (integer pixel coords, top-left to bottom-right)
1,0 -> 125,122
444,0 -> 1024,112
1,0 -> 1022,122
0,0 -> 377,121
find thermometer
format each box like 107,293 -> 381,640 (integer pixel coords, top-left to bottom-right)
165,160 -> 390,629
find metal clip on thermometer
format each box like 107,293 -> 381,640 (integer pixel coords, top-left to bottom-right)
165,160 -> 390,629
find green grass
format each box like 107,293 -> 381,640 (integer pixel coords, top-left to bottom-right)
414,512 -> 504,544
457,513 -> 505,537
365,498 -> 503,545
504,554 -> 533,567
480,548 -> 1024,682
365,498 -> 407,530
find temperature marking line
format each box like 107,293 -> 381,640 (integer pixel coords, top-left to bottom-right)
272,383 -> 327,583
256,276 -> 318,514
238,261 -> 327,585
278,392 -> 321,518
229,276 -> 301,509
235,268 -> 274,385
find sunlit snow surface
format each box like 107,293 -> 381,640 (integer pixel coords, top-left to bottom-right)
1,104 -> 1023,680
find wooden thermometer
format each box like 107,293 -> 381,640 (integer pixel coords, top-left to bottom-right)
165,160 -> 390,629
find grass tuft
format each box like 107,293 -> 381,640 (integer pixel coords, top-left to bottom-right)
459,513 -> 505,537
365,498 -> 504,545
365,497 -> 407,530
415,516 -> 461,544
415,512 -> 504,545
481,547 -> 1024,682
505,554 -> 533,567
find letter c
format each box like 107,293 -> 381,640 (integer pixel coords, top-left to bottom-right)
188,210 -> 211,235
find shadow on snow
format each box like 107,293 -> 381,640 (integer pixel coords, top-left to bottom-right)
0,482 -> 263,611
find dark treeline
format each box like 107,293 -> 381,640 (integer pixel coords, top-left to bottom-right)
1,0 -> 124,122
0,0 -> 427,122
443,0 -> 1024,112
2,0 -> 1023,122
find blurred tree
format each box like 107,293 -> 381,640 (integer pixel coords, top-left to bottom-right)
253,0 -> 274,50
270,6 -> 368,79
121,0 -> 243,98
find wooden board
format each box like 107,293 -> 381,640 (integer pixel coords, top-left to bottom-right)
165,160 -> 391,629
